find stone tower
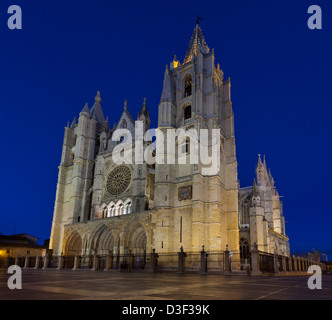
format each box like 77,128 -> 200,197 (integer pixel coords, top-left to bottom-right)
154,22 -> 239,253
49,92 -> 105,255
239,155 -> 289,257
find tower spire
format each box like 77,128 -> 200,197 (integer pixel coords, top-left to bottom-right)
90,90 -> 105,124
183,23 -> 208,64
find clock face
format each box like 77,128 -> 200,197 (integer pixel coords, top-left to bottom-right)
178,186 -> 192,201
106,166 -> 131,195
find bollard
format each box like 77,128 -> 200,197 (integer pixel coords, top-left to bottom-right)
151,249 -> 159,272
200,245 -> 208,274
177,246 -> 187,273
224,245 -> 231,273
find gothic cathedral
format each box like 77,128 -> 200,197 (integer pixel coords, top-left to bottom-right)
49,23 -> 290,268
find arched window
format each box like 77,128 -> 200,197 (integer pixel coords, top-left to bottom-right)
181,138 -> 190,154
124,202 -> 132,214
127,202 -> 132,214
239,238 -> 250,262
184,75 -> 192,97
118,203 -> 124,215
184,105 -> 191,120
109,205 -> 115,217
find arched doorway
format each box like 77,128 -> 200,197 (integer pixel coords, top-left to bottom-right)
64,230 -> 82,256
123,220 -> 147,269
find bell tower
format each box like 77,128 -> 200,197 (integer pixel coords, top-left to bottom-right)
154,22 -> 239,255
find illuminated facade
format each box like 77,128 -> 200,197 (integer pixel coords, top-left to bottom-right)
49,23 -> 290,266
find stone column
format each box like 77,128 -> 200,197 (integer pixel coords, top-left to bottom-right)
42,255 -> 49,269
200,246 -> 208,274
23,254 -> 30,269
293,255 -> 299,272
295,257 -> 299,272
298,258 -> 302,272
177,246 -> 187,273
57,253 -> 64,270
273,251 -> 279,274
34,255 -> 41,269
72,254 -> 80,270
5,255 -> 11,269
288,257 -> 293,272
150,249 -> 159,272
250,245 -> 262,276
281,256 -> 286,273
104,252 -> 113,271
127,250 -> 133,272
91,253 -> 99,271
15,256 -> 20,267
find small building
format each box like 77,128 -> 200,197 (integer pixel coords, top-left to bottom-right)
0,234 -> 47,267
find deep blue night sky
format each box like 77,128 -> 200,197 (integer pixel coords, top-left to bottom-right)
0,0 -> 331,256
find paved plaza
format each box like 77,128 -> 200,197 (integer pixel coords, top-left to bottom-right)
0,269 -> 331,300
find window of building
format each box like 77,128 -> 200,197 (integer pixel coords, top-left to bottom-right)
181,138 -> 190,154
184,75 -> 192,97
184,105 -> 192,120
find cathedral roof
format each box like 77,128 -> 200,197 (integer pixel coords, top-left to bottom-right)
183,23 -> 207,64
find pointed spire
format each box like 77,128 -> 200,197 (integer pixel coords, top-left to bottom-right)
257,154 -> 263,168
90,91 -> 105,124
70,117 -> 77,128
263,154 -> 267,169
160,65 -> 172,103
119,99 -> 135,125
252,179 -> 258,196
170,55 -> 180,70
140,97 -> 149,116
95,90 -> 101,103
81,102 -> 90,114
183,23 -> 208,64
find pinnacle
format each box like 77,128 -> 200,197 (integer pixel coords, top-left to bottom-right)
95,91 -> 101,103
183,23 -> 207,64
81,102 -> 90,114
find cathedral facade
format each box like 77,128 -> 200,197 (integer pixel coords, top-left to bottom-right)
49,23 -> 290,267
